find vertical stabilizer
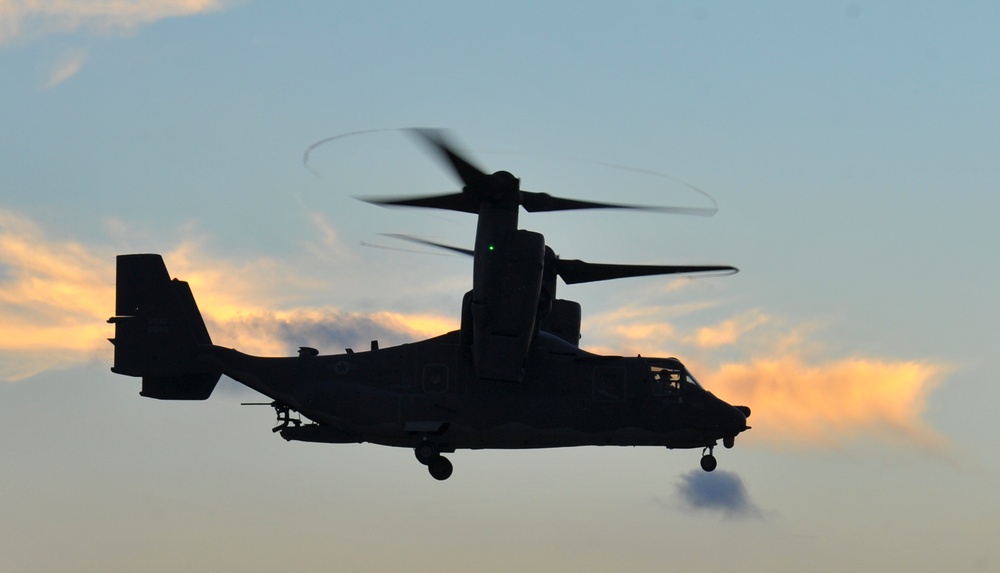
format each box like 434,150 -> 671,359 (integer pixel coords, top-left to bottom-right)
108,254 -> 220,400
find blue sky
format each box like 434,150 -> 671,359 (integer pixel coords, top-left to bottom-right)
2,2 -> 999,572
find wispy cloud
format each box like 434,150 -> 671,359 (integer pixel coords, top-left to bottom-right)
684,309 -> 769,348
43,50 -> 85,88
1,0 -> 226,45
3,1 -> 230,87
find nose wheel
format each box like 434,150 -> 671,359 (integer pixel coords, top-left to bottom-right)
700,447 -> 717,472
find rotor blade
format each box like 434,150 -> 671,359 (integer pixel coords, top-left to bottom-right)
380,234 -> 474,256
358,192 -> 480,214
382,234 -> 736,284
408,128 -> 491,190
360,241 -> 458,257
520,191 -> 717,216
554,260 -> 738,285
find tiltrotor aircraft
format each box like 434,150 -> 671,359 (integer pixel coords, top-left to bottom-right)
108,130 -> 751,480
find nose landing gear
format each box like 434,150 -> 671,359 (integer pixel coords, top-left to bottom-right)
700,446 -> 717,472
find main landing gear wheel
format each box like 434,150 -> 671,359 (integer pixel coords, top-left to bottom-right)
700,447 -> 717,472
415,441 -> 454,480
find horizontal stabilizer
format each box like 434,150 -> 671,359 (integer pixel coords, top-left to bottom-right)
140,373 -> 221,401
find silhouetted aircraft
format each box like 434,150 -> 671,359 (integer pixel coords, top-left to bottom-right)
108,129 -> 750,480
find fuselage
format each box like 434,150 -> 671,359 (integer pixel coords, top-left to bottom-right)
198,329 -> 749,453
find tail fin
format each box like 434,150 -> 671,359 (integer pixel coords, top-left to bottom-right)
109,254 -> 220,400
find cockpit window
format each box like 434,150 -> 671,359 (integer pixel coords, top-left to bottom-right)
649,363 -> 700,396
685,372 -> 704,389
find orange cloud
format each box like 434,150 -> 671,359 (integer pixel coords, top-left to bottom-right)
585,306 -> 947,451
702,357 -> 945,450
0,211 -> 114,379
0,209 -> 454,380
685,309 -> 769,348
205,309 -> 457,357
580,302 -> 714,354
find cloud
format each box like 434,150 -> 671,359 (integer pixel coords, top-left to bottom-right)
205,309 -> 456,358
43,51 -> 85,88
685,309 -> 769,348
580,302 -> 713,351
583,305 -> 947,451
0,211 -> 115,379
675,469 -> 763,519
0,208 -> 950,456
156,241 -> 458,355
302,212 -> 355,264
704,356 -> 945,450
0,208 -> 454,381
1,0 -> 226,45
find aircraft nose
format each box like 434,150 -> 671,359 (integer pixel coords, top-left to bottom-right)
702,399 -> 750,435
725,404 -> 751,433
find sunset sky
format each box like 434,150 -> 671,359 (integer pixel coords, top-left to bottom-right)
2,2 -> 999,572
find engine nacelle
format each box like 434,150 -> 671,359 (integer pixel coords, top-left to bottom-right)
469,229 -> 545,381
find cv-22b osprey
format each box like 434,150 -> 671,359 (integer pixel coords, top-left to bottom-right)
108,130 -> 750,480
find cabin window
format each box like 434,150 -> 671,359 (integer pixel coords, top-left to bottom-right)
592,366 -> 626,402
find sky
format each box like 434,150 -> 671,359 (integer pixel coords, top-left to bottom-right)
1,1 -> 999,571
